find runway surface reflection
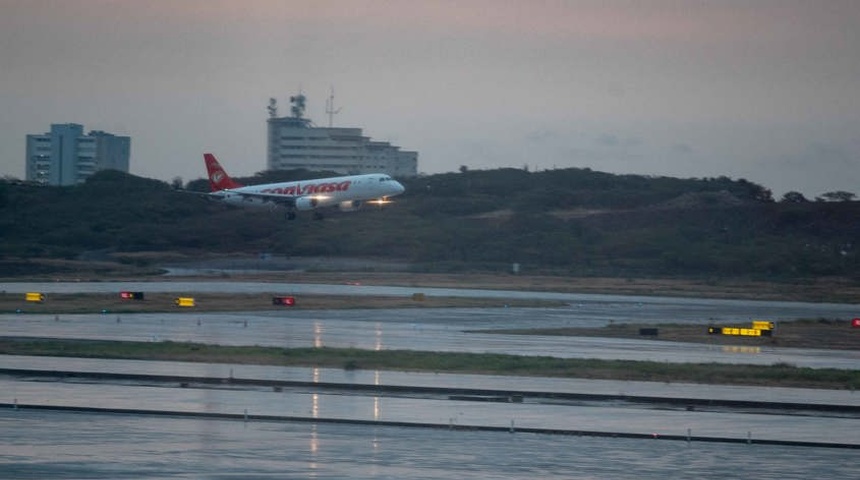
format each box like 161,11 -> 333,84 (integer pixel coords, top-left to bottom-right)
2,409 -> 858,479
2,307 -> 857,368
2,281 -> 858,478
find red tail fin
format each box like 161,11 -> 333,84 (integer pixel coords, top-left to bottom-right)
204,153 -> 243,191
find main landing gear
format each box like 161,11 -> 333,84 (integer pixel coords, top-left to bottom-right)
284,211 -> 324,220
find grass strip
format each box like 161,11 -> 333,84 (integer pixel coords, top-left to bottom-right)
1,338 -> 857,390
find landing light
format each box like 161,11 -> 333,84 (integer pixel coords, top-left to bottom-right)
367,197 -> 393,205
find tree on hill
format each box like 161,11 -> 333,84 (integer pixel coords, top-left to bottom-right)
781,191 -> 808,203
817,191 -> 856,202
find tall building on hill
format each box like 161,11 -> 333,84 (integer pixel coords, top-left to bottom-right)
25,123 -> 130,186
266,93 -> 418,177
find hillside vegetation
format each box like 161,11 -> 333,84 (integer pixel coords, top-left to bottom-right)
1,168 -> 858,280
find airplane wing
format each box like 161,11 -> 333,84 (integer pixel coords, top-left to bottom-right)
173,188 -> 304,211
172,188 -> 215,199
219,190 -> 299,207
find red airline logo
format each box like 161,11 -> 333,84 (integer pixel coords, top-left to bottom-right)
262,181 -> 351,196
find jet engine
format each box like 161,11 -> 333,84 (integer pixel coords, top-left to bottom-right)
295,197 -> 319,211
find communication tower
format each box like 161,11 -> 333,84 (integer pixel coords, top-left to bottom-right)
325,86 -> 342,128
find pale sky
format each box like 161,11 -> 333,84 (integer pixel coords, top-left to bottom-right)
1,0 -> 858,197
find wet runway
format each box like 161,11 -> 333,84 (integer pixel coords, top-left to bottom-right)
2,306 -> 858,368
4,281 -> 859,369
7,355 -> 859,409
4,409 -> 857,480
2,281 -> 859,478
3,355 -> 859,446
3,355 -> 859,479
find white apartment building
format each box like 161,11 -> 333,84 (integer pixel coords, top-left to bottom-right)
26,123 -> 130,186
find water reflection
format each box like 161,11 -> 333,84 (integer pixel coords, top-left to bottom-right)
308,424 -> 319,477
1,308 -> 856,368
313,321 -> 324,348
4,410 -> 857,479
722,346 -> 762,354
374,370 -> 381,421
311,393 -> 319,419
375,322 -> 384,351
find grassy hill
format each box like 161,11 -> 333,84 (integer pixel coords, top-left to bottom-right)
1,168 -> 858,280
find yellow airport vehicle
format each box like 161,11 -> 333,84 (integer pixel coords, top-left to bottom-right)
752,320 -> 774,330
174,297 -> 196,308
25,292 -> 45,303
708,322 -> 773,337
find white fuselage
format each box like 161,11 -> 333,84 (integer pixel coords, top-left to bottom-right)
210,173 -> 405,211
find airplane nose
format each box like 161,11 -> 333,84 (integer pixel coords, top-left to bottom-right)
394,181 -> 405,194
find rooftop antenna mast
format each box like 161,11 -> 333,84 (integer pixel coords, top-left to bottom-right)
289,90 -> 307,119
325,86 -> 342,127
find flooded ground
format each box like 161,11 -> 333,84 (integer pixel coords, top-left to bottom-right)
2,355 -> 859,446
2,307 -> 858,368
2,409 -> 857,480
1,281 -> 858,478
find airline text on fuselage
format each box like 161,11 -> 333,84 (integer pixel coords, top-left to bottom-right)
260,181 -> 352,196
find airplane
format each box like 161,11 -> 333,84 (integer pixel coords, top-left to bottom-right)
202,153 -> 405,220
